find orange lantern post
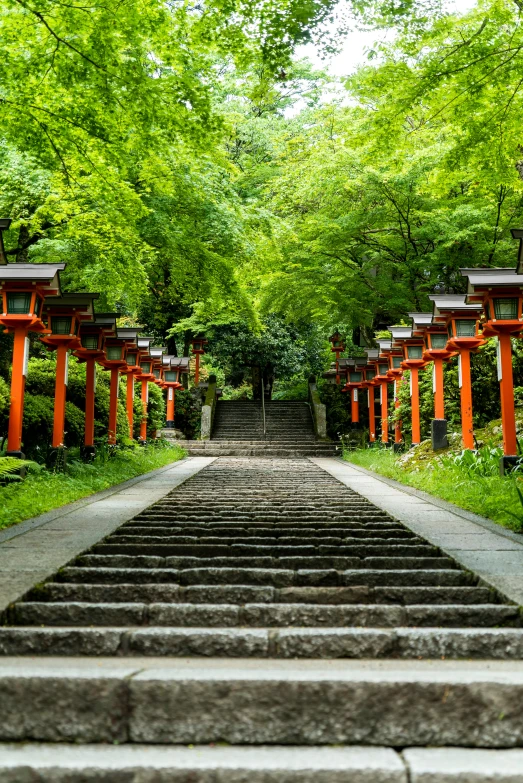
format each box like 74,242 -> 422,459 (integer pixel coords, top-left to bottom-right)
391,326 -> 427,448
41,294 -> 97,465
116,327 -> 144,439
329,331 -> 345,385
386,342 -> 404,450
0,246 -> 65,458
136,337 -> 155,444
163,358 -> 185,429
462,254 -> 523,473
190,335 -> 207,387
375,341 -> 392,445
99,334 -> 129,446
430,295 -> 484,451
364,349 -> 379,443
410,311 -> 456,451
73,315 -> 110,459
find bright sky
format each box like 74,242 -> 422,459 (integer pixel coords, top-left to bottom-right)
295,0 -> 478,77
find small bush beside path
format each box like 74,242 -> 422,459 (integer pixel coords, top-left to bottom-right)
0,441 -> 186,531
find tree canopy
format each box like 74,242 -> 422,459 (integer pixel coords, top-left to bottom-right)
2,0 -> 523,381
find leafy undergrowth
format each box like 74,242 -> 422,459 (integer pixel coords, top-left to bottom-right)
345,416 -> 523,532
0,441 -> 186,531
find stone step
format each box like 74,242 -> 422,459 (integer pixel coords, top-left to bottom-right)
2,658 -> 523,745
3,626 -> 523,659
9,602 -> 520,628
63,555 -> 460,573
116,526 -> 412,538
30,582 -> 495,605
0,742 -> 407,781
91,543 -> 440,557
106,536 -> 422,547
69,564 -> 471,585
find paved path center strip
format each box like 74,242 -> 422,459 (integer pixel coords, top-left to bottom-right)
0,457 -> 215,615
312,457 -> 523,606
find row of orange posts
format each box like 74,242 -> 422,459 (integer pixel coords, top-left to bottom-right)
334,230 -> 523,475
0,224 -> 205,462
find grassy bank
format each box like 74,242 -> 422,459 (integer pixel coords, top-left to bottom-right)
346,445 -> 523,531
0,441 -> 186,530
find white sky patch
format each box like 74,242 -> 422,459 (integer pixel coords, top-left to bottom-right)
295,0 -> 478,78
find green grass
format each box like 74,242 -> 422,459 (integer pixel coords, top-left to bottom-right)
346,447 -> 523,531
0,441 -> 186,530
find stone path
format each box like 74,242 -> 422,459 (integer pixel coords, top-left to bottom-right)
1,456 -> 523,780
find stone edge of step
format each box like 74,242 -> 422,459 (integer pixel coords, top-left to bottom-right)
3,626 -> 523,659
1,743 -> 523,781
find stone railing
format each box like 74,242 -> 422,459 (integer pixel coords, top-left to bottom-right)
308,377 -> 327,440
200,375 -> 217,440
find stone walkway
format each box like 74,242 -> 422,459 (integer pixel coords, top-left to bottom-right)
1,455 -> 523,780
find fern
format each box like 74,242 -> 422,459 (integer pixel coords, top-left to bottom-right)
0,457 -> 35,483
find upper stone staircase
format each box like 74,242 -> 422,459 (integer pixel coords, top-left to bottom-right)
176,399 -> 337,456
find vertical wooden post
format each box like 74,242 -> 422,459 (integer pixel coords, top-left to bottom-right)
52,344 -> 69,448
195,353 -> 200,386
411,368 -> 421,445
126,372 -> 134,438
351,389 -> 359,424
433,357 -> 445,419
84,357 -> 96,449
368,386 -> 376,442
335,357 -> 340,385
394,379 -> 402,445
498,333 -> 518,456
381,381 -> 389,444
140,378 -> 148,442
7,328 -> 28,456
459,349 -> 475,450
108,367 -> 119,445
166,387 -> 175,427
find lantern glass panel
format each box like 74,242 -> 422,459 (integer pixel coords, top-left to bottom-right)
193,342 -> 201,351
493,297 -> 518,320
81,334 -> 99,350
126,353 -> 137,366
164,371 -> 177,382
140,361 -> 151,374
366,370 -> 376,381
447,323 -> 454,340
7,293 -> 31,314
51,316 -> 72,335
153,369 -> 160,379
349,372 -> 362,383
106,345 -> 123,360
455,319 -> 476,337
35,296 -> 43,317
392,356 -> 402,369
407,345 -> 423,359
430,333 -> 447,349
378,363 -> 388,375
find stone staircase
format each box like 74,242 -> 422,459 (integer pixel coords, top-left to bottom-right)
1,456 -> 523,779
174,400 -> 337,456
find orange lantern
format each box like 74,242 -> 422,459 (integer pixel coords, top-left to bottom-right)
430,295 -> 484,450
462,253 -> 523,472
41,293 -> 97,462
375,340 -> 392,445
0,253 -> 65,459
190,335 -> 207,386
